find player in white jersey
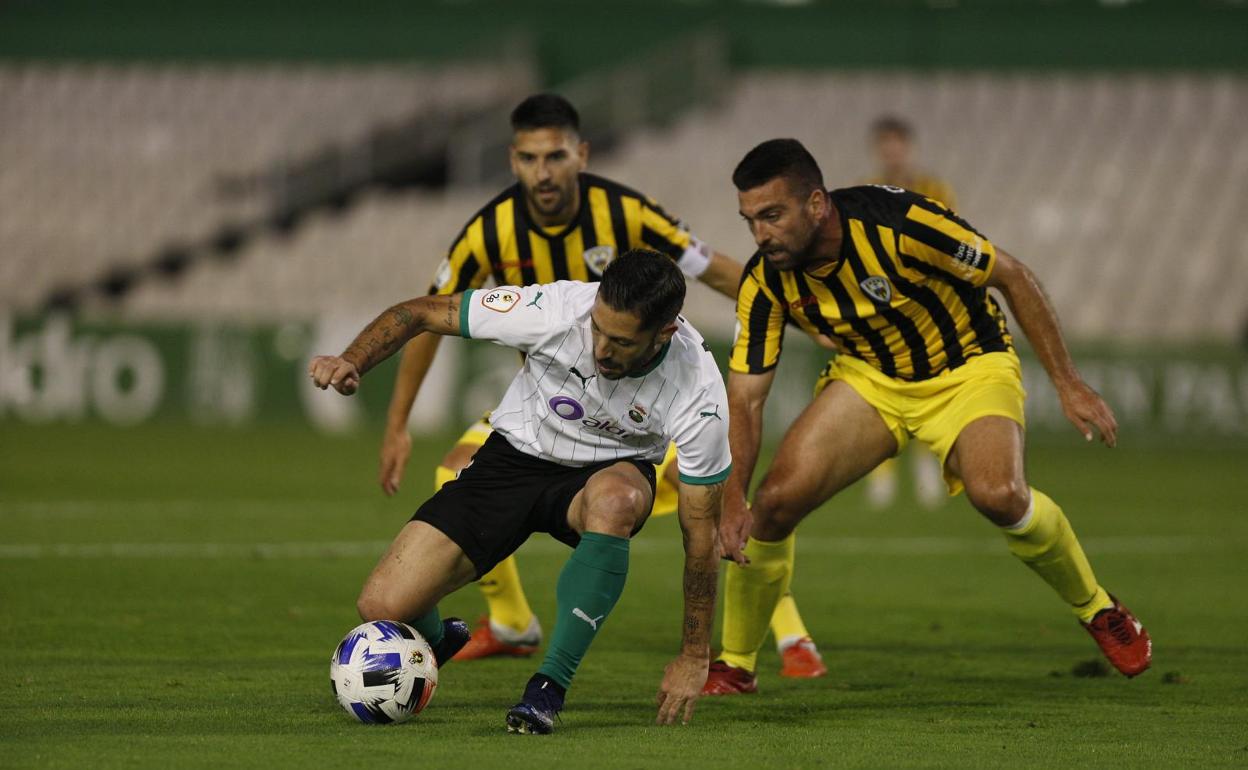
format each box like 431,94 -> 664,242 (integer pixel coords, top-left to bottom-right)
309,249 -> 730,734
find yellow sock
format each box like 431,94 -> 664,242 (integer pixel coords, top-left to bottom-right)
1002,488 -> 1113,624
721,534 -> 795,673
436,464 -> 535,634
476,555 -> 535,633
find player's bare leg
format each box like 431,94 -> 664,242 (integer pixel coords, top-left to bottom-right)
356,520 -> 479,664
948,416 -> 1150,676
508,462 -> 653,734
708,381 -> 897,694
438,439 -> 543,661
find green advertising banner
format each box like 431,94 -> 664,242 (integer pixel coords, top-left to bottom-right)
3,314 -> 1246,445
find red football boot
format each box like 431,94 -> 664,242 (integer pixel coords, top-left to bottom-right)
1082,594 -> 1152,678
779,638 -> 828,679
702,660 -> 758,695
452,615 -> 540,662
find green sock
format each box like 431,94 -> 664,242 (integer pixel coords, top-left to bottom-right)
538,532 -> 630,689
407,606 -> 443,647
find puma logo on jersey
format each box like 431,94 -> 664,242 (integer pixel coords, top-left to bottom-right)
570,366 -> 596,389
699,404 -> 721,420
572,608 -> 604,630
526,291 -> 544,309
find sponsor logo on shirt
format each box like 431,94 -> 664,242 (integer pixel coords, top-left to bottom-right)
549,395 -> 585,420
580,417 -> 628,436
481,289 -> 521,313
549,396 -> 640,437
953,237 -> 985,273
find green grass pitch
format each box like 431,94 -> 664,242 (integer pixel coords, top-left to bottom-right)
2,423 -> 1246,768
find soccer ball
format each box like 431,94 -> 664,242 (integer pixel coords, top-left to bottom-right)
330,620 -> 438,724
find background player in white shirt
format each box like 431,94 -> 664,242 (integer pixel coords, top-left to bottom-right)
309,249 -> 731,734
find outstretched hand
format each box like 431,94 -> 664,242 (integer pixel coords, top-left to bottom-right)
655,653 -> 709,726
308,355 -> 361,396
1058,379 -> 1117,447
718,494 -> 752,566
378,427 -> 412,496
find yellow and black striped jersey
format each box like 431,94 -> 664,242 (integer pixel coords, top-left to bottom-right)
429,173 -> 703,295
731,185 -> 1012,381
861,173 -> 958,211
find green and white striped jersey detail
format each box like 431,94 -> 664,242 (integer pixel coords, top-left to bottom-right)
461,281 -> 731,482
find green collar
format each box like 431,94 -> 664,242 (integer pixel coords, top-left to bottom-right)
626,341 -> 670,378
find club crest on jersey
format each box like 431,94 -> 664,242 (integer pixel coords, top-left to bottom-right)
481,289 -> 521,313
626,403 -> 649,425
583,245 -> 616,276
859,276 -> 893,304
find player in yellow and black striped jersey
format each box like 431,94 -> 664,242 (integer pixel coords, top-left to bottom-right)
377,96 -> 826,675
731,185 -> 1012,380
859,115 -> 961,511
704,138 -> 1150,695
430,171 -> 710,294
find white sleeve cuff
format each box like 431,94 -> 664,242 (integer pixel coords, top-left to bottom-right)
675,235 -> 712,279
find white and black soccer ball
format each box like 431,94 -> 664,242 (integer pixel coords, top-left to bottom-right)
330,620 -> 438,724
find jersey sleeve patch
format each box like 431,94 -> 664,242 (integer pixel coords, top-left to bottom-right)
480,288 -> 521,313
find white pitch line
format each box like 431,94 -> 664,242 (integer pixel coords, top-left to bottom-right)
0,500 -> 367,518
0,535 -> 1229,560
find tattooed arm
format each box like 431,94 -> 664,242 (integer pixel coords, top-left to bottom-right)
655,479 -> 723,726
307,294 -> 461,395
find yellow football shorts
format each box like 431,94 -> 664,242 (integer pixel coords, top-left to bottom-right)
814,351 -> 1027,496
453,417 -> 680,517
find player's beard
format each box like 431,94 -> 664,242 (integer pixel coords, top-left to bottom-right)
527,182 -> 572,221
597,335 -> 662,380
762,223 -> 819,270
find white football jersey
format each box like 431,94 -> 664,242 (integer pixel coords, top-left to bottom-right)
460,281 -> 731,485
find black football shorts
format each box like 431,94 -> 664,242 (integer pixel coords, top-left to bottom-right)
411,432 -> 657,578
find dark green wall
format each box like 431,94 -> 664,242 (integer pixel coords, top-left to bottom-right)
2,0 -> 1245,80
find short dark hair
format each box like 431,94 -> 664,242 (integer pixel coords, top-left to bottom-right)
599,249 -> 686,331
871,114 -> 914,140
732,138 -> 824,196
510,93 -> 580,134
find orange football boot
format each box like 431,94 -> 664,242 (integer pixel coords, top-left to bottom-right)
779,638 -> 828,678
453,615 -> 540,661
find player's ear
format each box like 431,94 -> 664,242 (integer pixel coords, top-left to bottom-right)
806,187 -> 827,220
656,320 -> 678,345
508,143 -> 521,176
576,140 -> 590,170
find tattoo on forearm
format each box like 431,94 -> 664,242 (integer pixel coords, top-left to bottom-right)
444,295 -> 458,330
683,567 -> 717,606
341,301 -> 423,374
681,566 -> 717,648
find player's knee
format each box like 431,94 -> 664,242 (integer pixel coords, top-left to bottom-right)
356,583 -> 424,623
966,477 -> 1030,525
583,477 -> 649,537
752,479 -> 802,540
356,591 -> 395,623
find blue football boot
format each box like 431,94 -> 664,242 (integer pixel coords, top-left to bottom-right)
505,673 -> 566,735
431,617 -> 471,667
